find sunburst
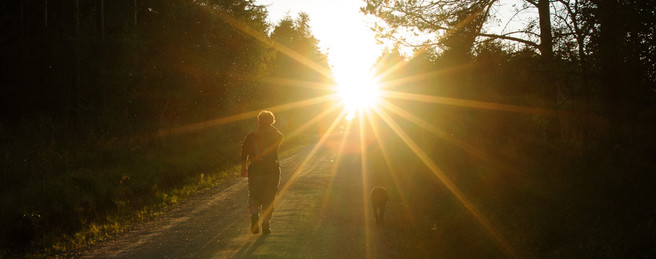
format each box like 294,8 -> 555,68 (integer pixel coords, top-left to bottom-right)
145,5 -> 579,258
334,70 -> 382,120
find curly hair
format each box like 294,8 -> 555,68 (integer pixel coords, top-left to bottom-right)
257,110 -> 275,128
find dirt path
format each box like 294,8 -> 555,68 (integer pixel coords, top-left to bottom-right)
76,142 -> 404,258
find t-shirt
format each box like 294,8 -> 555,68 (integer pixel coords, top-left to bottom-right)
241,126 -> 283,176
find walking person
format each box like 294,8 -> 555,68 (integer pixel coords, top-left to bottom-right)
241,111 -> 283,234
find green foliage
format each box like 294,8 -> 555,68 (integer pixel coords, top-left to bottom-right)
266,13 -> 333,136
369,29 -> 656,255
0,0 -> 330,256
0,114 -> 239,254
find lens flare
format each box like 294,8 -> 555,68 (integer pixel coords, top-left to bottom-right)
335,71 -> 381,120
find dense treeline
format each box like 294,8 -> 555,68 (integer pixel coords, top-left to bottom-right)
363,0 -> 655,256
2,0 -> 655,256
0,0 -> 331,255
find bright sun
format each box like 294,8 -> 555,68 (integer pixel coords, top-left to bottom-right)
335,71 -> 381,120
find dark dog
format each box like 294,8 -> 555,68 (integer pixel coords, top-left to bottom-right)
370,186 -> 388,225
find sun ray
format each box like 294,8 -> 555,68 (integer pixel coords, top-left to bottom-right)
138,94 -> 338,143
274,110 -> 348,201
364,108 -> 435,258
358,111 -> 374,259
377,99 -> 514,172
202,4 -> 520,257
363,108 -> 417,226
315,116 -> 355,230
371,47 -> 440,86
372,106 -> 518,259
282,104 -> 342,142
212,7 -> 333,79
381,90 -> 560,116
377,62 -> 477,90
371,56 -> 409,85
259,110 -> 347,234
326,119 -> 354,177
261,76 -> 336,91
173,2 -> 524,257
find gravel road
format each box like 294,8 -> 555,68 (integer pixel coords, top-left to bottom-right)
76,142 -> 407,258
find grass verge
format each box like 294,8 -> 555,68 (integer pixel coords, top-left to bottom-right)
0,117 -> 305,258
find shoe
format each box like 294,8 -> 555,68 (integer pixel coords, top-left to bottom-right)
262,223 -> 271,234
251,214 -> 260,234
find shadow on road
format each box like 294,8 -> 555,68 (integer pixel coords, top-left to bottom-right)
231,235 -> 270,258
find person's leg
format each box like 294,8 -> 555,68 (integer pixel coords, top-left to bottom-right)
260,174 -> 280,234
249,198 -> 261,234
248,177 -> 263,234
261,197 -> 274,234
248,196 -> 260,215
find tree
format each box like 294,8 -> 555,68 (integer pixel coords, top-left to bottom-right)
267,13 -> 332,133
362,0 -> 564,138
0,0 -> 282,252
361,0 -> 547,54
268,13 -> 331,102
592,0 -> 656,144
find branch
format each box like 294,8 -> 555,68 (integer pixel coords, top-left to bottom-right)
477,32 -> 540,47
501,5 -> 533,33
524,0 -> 539,8
389,33 -> 441,49
553,32 -> 575,37
394,15 -> 540,48
553,12 -> 576,35
503,30 -> 540,38
372,0 -> 542,50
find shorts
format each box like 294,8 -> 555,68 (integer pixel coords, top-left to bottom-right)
248,173 -> 280,206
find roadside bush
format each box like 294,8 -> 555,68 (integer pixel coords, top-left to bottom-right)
0,115 -> 250,256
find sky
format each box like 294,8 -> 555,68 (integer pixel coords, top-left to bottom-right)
253,0 -> 537,85
255,0 -> 384,84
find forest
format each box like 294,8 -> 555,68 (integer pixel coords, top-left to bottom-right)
0,0 -> 332,255
1,0 -> 655,257
361,0 -> 655,257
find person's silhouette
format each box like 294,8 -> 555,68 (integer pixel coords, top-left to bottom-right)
241,111 -> 283,234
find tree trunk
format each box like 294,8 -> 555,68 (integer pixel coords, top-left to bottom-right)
70,0 -> 81,124
579,41 -> 591,150
537,0 -> 560,141
99,0 -> 107,110
570,3 -> 591,149
597,0 -> 622,145
44,0 -> 48,27
100,0 -> 104,41
20,0 -> 24,39
538,0 -> 553,60
134,0 -> 138,26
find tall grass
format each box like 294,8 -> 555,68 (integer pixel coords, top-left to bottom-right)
0,115 -> 259,256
